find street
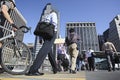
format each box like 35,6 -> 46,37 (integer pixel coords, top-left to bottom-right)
0,70 -> 120,80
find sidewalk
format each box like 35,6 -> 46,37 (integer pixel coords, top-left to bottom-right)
0,71 -> 86,80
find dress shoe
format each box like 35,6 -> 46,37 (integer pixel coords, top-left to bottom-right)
25,72 -> 44,76
53,70 -> 57,74
71,70 -> 76,74
0,68 -> 4,74
69,69 -> 76,74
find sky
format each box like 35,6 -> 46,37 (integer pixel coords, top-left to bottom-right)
15,0 -> 120,44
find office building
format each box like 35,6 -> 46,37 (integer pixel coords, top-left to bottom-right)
66,22 -> 100,52
108,15 -> 120,51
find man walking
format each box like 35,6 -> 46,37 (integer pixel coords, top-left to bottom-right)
65,28 -> 79,74
26,8 -> 58,76
102,39 -> 117,71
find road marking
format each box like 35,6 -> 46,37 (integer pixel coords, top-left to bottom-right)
0,78 -> 85,80
0,78 -> 23,80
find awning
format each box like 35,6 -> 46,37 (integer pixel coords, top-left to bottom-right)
54,38 -> 65,44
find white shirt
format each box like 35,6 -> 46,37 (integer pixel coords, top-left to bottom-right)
44,12 -> 58,31
86,49 -> 94,58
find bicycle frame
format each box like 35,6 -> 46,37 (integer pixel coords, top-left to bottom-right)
0,25 -> 15,41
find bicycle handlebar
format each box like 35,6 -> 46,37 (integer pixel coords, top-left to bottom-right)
19,26 -> 31,33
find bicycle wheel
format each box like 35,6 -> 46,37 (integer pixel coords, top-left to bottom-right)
1,40 -> 32,75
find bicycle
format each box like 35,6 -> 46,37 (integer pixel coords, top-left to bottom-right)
0,25 -> 32,75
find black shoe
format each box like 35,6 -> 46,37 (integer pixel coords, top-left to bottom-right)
108,68 -> 112,72
71,70 -> 76,74
53,70 -> 57,74
25,72 -> 44,76
0,68 -> 4,74
69,69 -> 76,74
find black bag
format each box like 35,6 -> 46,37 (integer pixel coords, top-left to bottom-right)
34,22 -> 55,40
114,54 -> 120,63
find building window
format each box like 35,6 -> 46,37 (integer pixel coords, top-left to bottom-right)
74,23 -> 76,26
87,23 -> 89,26
84,23 -> 86,26
93,23 -> 95,26
67,24 -> 69,26
90,23 -> 92,26
80,23 -> 82,26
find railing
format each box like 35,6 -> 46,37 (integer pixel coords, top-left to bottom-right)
93,51 -> 120,58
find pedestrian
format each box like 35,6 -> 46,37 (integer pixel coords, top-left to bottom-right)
76,52 -> 84,71
57,44 -> 65,71
65,28 -> 79,74
85,48 -> 95,71
102,39 -> 117,72
57,44 -> 69,72
0,0 -> 18,73
25,9 -> 58,76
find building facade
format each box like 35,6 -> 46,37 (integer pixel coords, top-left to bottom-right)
108,15 -> 120,51
66,22 -> 100,52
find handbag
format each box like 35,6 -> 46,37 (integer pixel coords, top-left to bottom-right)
34,22 -> 55,40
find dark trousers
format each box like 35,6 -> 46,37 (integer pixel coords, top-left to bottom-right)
0,48 -> 2,64
29,33 -> 57,73
88,57 -> 95,71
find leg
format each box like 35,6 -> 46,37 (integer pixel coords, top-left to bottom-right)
48,49 -> 58,74
106,55 -> 112,71
28,34 -> 56,74
70,43 -> 78,73
110,54 -> 115,71
88,57 -> 92,71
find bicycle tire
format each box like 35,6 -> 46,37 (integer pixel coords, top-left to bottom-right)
1,40 -> 32,75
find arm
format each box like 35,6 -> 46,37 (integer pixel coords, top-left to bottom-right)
111,44 -> 117,52
1,3 -> 18,30
1,4 -> 14,24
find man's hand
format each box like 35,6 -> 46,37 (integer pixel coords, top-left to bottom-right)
11,24 -> 18,31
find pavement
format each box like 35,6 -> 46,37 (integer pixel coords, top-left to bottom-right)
0,71 -> 85,80
0,70 -> 120,80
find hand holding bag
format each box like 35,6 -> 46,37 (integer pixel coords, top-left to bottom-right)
34,22 -> 55,40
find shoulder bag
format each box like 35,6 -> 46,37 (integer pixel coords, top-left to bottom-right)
34,22 -> 55,40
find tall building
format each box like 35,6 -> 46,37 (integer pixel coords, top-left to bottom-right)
98,35 -> 104,51
108,15 -> 120,51
66,22 -> 100,52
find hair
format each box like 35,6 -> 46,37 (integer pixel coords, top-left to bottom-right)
50,9 -> 57,14
104,38 -> 109,42
69,28 -> 75,33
